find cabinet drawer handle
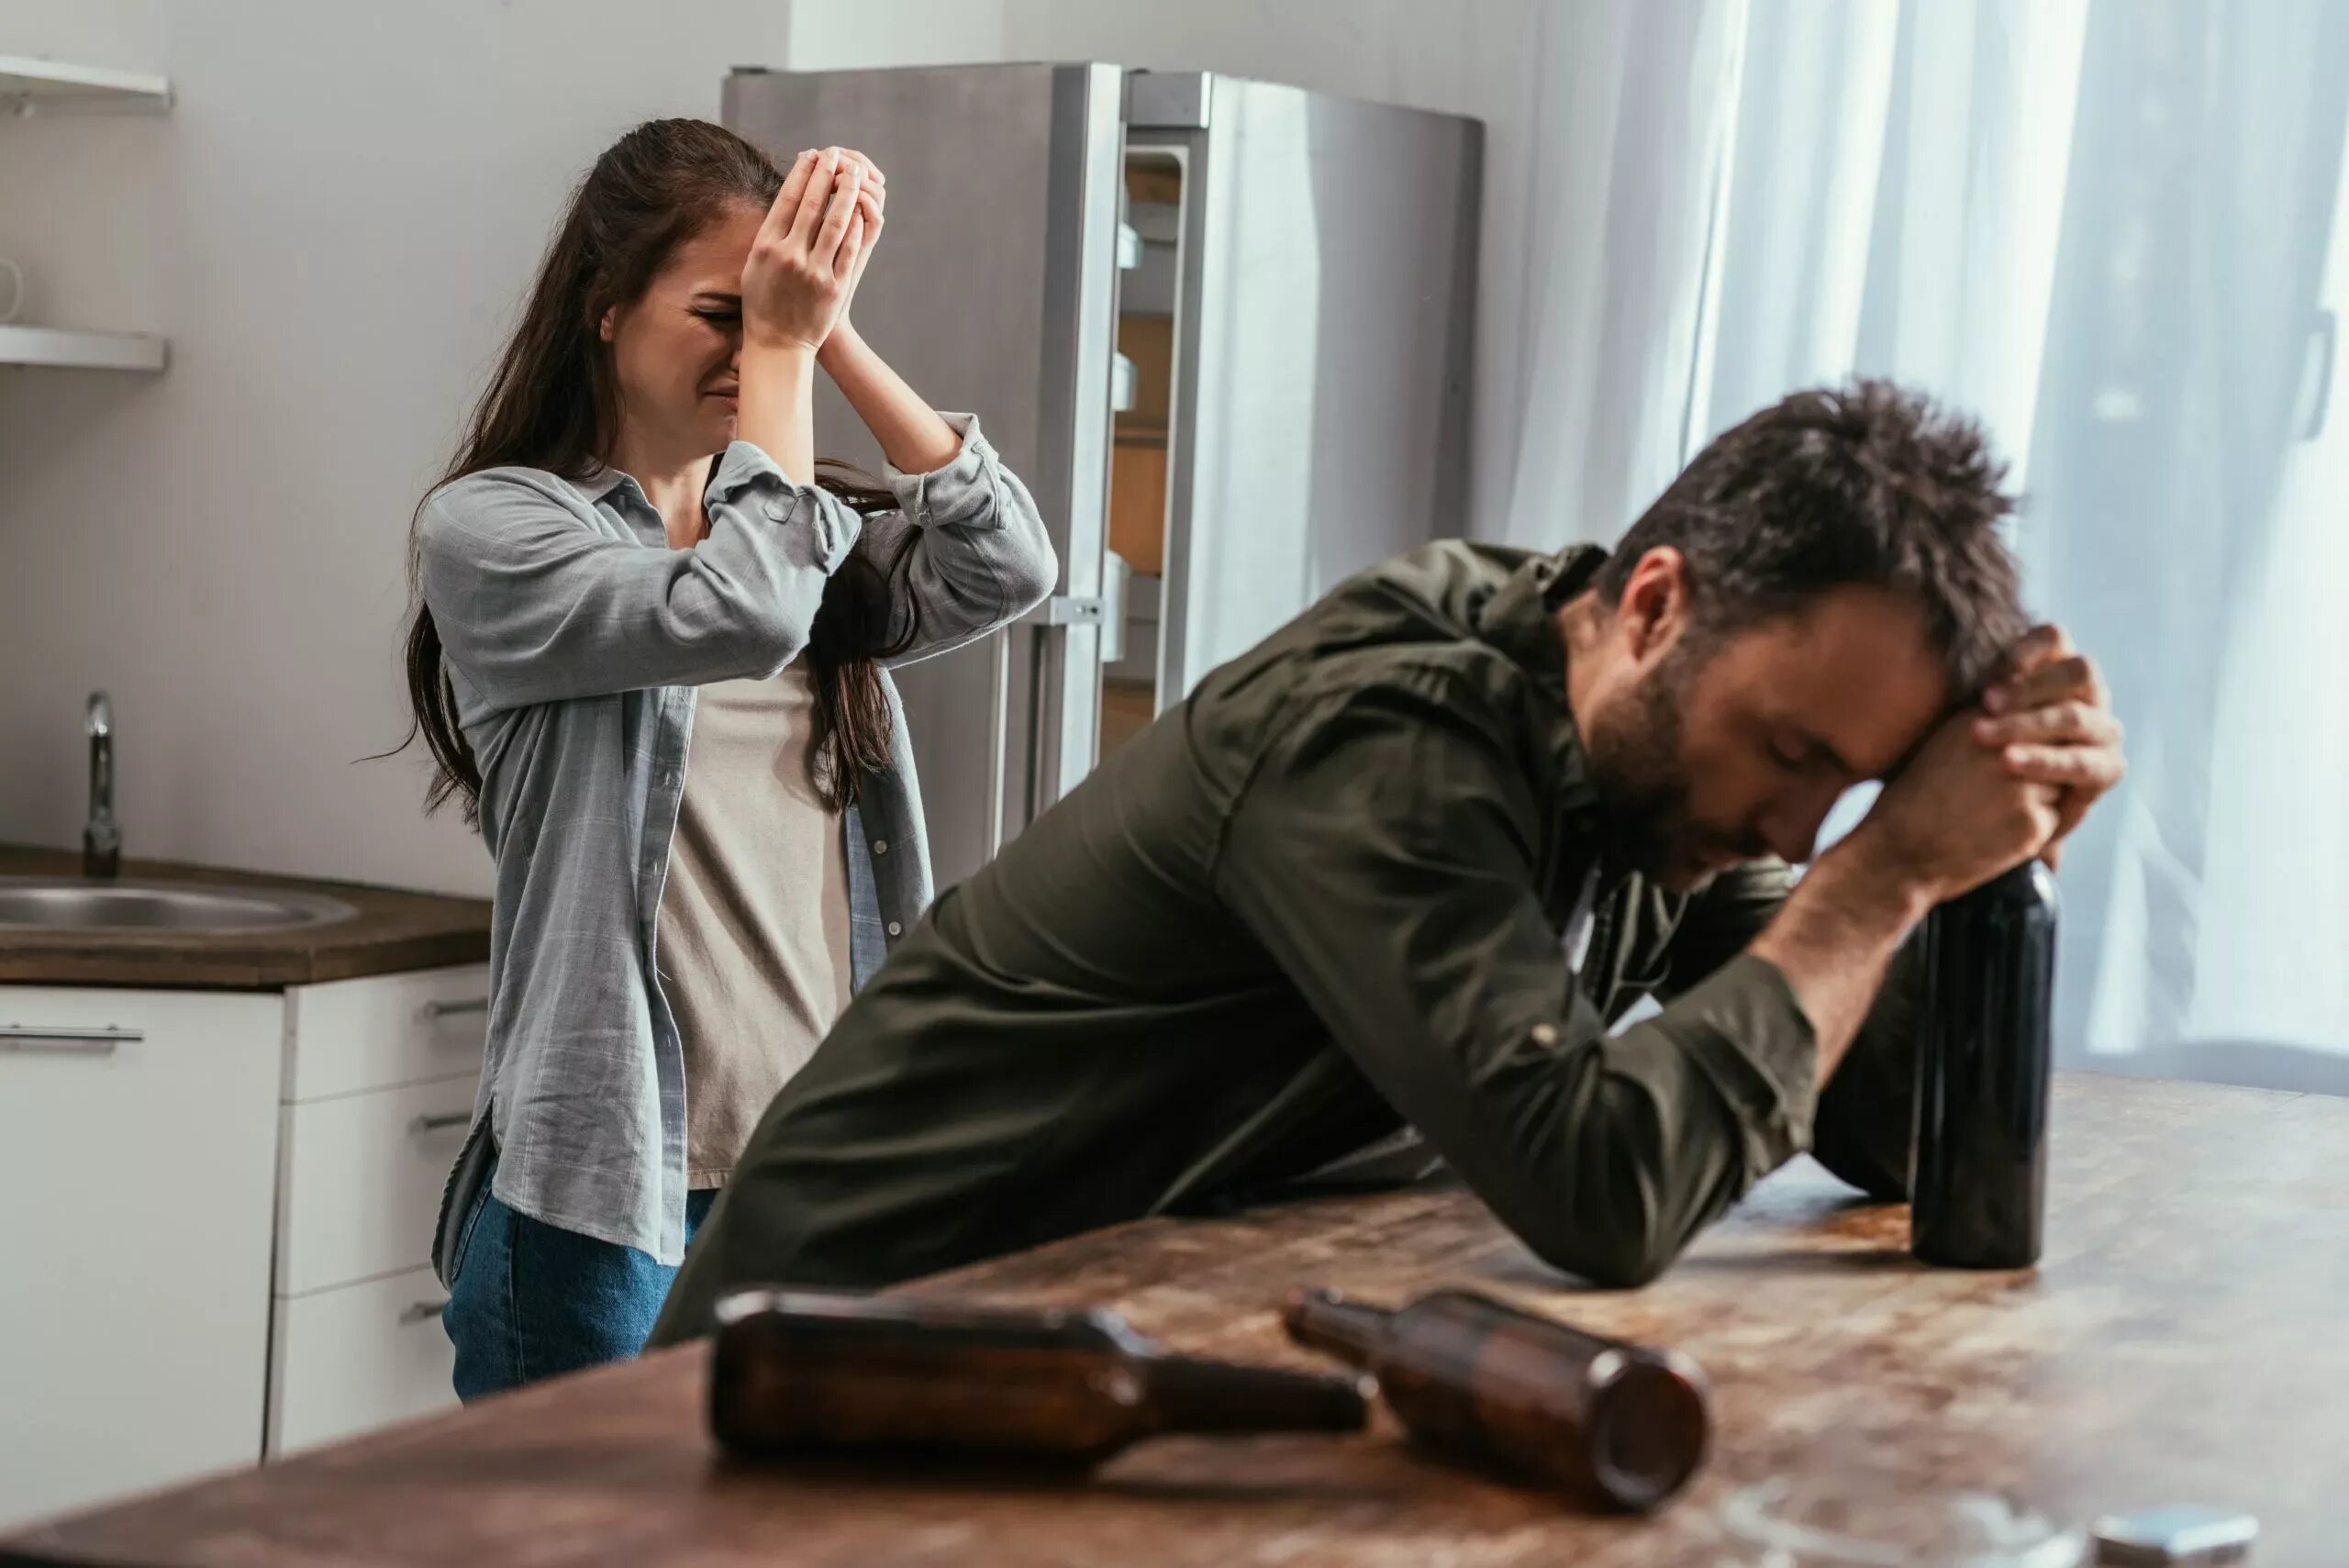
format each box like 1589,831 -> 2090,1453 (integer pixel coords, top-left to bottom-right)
399,1299 -> 450,1327
409,1111 -> 473,1137
422,996 -> 490,1021
0,1025 -> 140,1055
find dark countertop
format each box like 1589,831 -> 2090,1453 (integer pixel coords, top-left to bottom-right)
0,844 -> 491,990
5,1073 -> 2339,1565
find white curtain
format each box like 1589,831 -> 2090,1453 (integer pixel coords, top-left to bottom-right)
1694,2 -> 2086,507
1497,0 -> 2349,1072
2028,1 -> 2349,1069
1497,0 -> 1749,548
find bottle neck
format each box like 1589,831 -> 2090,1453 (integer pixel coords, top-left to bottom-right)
1138,1354 -> 1372,1437
1282,1289 -> 1393,1368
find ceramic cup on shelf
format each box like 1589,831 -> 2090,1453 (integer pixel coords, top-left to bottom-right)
0,257 -> 21,324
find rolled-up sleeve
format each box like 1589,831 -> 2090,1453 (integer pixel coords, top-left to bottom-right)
859,414 -> 1059,668
1661,859 -> 1925,1201
1212,670 -> 1818,1289
417,446 -> 863,710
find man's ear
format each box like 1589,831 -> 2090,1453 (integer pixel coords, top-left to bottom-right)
1618,546 -> 1691,662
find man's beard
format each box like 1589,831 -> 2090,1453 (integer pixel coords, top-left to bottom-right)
1580,652 -> 1713,891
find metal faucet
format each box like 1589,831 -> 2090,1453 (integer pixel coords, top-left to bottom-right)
83,691 -> 120,880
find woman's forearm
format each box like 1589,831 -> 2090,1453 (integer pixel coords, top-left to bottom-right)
818,322 -> 963,473
737,340 -> 819,486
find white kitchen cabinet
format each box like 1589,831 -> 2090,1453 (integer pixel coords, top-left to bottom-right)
0,987 -> 282,1529
265,1266 -> 458,1455
0,962 -> 489,1527
266,963 -> 484,1454
273,1075 -> 478,1298
280,963 -> 490,1102
273,965 -> 487,1298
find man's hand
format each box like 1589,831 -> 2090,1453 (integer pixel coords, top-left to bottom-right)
1849,709 -> 2065,906
1761,696 -> 2067,1085
1752,628 -> 2119,1091
1971,625 -> 2125,870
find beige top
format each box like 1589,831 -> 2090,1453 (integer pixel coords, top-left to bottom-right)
658,665 -> 854,1188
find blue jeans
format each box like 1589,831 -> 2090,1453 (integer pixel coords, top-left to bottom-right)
442,1159 -> 718,1401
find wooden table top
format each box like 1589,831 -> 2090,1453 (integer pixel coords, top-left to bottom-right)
0,844 -> 489,988
7,1071 -> 2343,1565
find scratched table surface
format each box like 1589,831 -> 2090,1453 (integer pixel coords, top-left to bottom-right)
7,1072 -> 2343,1566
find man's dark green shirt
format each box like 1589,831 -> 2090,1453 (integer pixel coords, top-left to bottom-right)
651,543 -> 1918,1343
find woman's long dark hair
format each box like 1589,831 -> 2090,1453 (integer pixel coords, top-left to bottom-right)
399,118 -> 917,823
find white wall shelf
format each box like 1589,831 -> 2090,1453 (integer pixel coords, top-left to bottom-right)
0,325 -> 169,373
0,54 -> 172,112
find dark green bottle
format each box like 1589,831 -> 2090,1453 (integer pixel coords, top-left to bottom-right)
1909,861 -> 2061,1269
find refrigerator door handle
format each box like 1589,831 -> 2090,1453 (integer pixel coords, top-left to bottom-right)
1098,553 -> 1130,665
1019,593 -> 1116,822
1020,595 -> 1108,628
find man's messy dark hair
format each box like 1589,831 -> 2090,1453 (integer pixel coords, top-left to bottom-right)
1594,380 -> 2029,697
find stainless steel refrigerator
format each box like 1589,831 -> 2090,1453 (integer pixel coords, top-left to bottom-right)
725,63 -> 1482,893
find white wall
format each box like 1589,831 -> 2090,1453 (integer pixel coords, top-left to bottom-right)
0,1 -> 796,895
785,0 -> 1011,71
0,0 -> 1541,895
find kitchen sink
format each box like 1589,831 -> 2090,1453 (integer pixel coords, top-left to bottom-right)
0,877 -> 359,932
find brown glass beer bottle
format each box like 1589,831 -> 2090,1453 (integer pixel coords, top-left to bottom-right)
1285,1286 -> 1709,1511
711,1288 -> 1373,1467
